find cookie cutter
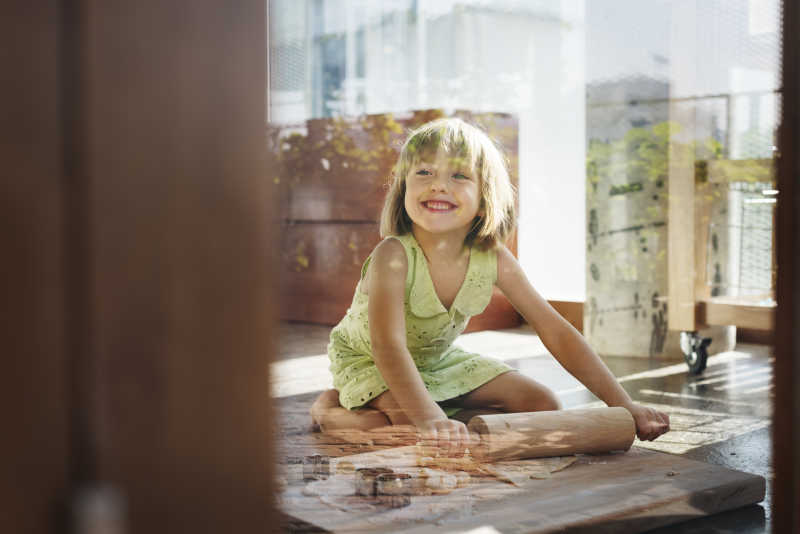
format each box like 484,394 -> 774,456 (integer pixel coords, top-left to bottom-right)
354,467 -> 394,496
376,473 -> 417,508
302,454 -> 331,480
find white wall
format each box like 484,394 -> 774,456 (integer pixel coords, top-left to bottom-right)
517,1 -> 586,302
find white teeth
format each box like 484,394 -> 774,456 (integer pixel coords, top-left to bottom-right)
425,201 -> 454,210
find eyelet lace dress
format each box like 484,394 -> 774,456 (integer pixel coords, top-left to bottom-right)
327,232 -> 514,416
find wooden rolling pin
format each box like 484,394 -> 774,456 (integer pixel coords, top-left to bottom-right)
466,407 -> 635,462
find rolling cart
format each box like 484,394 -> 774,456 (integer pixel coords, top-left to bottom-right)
669,158 -> 777,375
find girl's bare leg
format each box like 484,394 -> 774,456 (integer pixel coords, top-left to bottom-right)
310,389 -> 390,432
368,391 -> 505,425
455,371 -> 561,413
449,408 -> 506,424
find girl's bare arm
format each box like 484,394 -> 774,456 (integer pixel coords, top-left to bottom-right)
367,239 -> 448,425
495,244 -> 670,441
494,244 -> 635,409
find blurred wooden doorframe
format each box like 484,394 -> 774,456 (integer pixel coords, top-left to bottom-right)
3,2 -> 278,533
773,0 -> 800,531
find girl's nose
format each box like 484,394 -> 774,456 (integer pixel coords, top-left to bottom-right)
429,173 -> 448,192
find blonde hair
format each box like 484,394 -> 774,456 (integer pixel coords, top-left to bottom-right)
379,117 -> 516,250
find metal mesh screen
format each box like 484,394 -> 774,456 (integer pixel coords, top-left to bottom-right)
269,1 -> 306,92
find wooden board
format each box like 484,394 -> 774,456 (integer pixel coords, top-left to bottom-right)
700,297 -> 776,331
278,445 -> 765,533
667,99 -> 698,333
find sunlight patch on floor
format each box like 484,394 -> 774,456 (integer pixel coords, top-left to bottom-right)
689,366 -> 771,388
743,384 -> 773,395
461,528 -> 503,534
638,389 -> 758,407
271,353 -> 333,398
555,350 -> 754,396
714,373 -> 772,391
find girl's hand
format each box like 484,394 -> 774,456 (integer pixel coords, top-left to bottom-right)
627,403 -> 670,441
418,418 -> 478,457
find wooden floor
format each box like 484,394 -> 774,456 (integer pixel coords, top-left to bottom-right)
272,322 -> 774,533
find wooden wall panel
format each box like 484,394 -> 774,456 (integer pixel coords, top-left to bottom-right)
465,289 -> 524,333
280,223 -> 382,324
549,301 -> 584,334
285,166 -> 386,222
0,3 -> 69,533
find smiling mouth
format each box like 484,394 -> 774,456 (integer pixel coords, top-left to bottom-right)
422,201 -> 457,211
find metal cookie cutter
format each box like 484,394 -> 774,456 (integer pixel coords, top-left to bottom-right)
302,454 -> 330,480
354,467 -> 394,496
375,473 -> 416,508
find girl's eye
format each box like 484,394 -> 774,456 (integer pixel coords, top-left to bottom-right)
416,169 -> 432,176
453,173 -> 469,180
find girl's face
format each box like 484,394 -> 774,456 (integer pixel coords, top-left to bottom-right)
403,150 -> 482,240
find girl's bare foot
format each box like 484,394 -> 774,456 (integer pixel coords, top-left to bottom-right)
309,389 -> 391,432
310,389 -> 341,427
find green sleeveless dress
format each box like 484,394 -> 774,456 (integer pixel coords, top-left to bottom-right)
327,232 -> 514,416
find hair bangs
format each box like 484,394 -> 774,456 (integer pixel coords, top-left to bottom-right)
398,121 -> 483,177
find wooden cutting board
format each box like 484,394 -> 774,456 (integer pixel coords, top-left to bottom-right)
278,445 -> 765,533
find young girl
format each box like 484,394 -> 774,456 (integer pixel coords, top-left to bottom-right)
311,118 -> 669,453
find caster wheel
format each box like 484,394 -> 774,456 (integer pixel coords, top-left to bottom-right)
680,331 -> 712,375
